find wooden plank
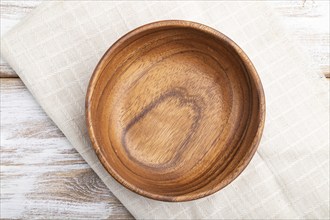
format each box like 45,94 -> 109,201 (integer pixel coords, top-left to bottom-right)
0,0 -> 329,78
0,78 -> 133,219
269,0 -> 330,78
0,0 -> 329,218
0,1 -> 41,77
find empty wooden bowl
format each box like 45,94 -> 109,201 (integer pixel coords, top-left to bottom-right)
86,20 -> 265,202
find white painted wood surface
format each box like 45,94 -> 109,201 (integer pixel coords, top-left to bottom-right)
269,0 -> 329,78
1,0 -> 329,78
0,79 -> 133,219
0,1 -> 329,219
0,1 -> 41,77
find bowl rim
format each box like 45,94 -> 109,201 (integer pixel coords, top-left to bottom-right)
86,20 -> 265,202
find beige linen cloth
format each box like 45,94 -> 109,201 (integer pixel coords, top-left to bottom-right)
1,1 -> 329,219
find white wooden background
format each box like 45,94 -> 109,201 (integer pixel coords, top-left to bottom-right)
1,1 -> 329,219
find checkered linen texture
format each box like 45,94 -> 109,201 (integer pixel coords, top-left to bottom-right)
1,1 -> 329,219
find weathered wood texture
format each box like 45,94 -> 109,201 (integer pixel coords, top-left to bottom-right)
0,1 -> 41,77
0,0 -> 329,78
0,79 -> 133,219
0,0 -> 329,219
269,0 -> 329,78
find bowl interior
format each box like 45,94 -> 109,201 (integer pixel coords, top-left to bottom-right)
87,21 -> 264,202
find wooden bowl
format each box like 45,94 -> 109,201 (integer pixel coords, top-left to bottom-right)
86,20 -> 265,202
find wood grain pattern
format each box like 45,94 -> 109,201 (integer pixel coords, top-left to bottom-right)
0,0 -> 329,218
0,79 -> 133,219
0,1 -> 41,77
269,0 -> 330,78
1,0 -> 328,78
86,21 -> 265,202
